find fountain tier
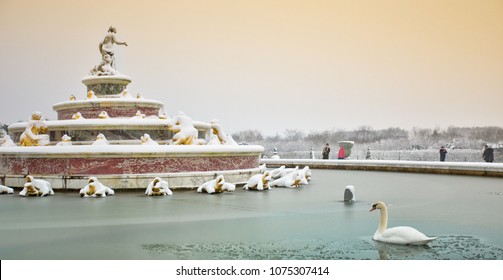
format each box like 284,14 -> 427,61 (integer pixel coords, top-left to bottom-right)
82,75 -> 131,97
0,145 -> 263,189
1,27 -> 264,189
53,98 -> 164,120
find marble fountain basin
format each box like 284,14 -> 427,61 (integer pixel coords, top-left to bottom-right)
0,145 -> 263,189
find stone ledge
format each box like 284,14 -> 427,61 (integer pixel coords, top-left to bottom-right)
261,159 -> 503,177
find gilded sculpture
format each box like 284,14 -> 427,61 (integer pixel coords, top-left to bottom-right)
19,111 -> 49,146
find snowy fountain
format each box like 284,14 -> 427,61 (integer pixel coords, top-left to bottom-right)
0,27 -> 263,190
2,27 -> 503,261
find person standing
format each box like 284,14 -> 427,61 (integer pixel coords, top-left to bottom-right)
439,146 -> 447,162
482,145 -> 494,163
337,145 -> 345,159
322,143 -> 330,159
365,147 -> 371,160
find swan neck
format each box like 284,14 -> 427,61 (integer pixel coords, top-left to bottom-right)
378,206 -> 388,233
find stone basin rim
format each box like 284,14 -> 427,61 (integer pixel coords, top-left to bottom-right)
0,145 -> 264,157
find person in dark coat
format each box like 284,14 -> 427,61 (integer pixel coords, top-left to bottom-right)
322,143 -> 330,159
439,146 -> 447,162
365,147 -> 371,160
482,145 -> 494,163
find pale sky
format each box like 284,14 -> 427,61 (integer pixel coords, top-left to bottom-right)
1,0 -> 502,136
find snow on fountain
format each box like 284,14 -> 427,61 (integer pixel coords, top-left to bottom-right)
79,177 -> 115,198
242,171 -> 272,191
19,175 -> 54,197
145,177 -> 172,196
0,27 -> 263,190
197,175 -> 236,194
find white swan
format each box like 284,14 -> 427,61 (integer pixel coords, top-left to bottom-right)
369,201 -> 437,245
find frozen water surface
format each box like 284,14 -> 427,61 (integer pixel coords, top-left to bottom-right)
1,169 -> 502,260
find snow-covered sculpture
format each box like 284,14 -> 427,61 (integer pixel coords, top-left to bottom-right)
259,163 -> 267,174
79,177 -> 115,197
270,165 -> 285,180
243,171 -> 272,191
1,135 -> 17,147
86,90 -> 98,100
98,111 -> 110,119
299,166 -> 311,182
210,119 -> 238,145
131,110 -> 146,119
197,175 -> 235,194
19,175 -> 54,197
141,134 -> 159,145
0,185 -> 14,194
270,165 -> 298,180
283,166 -> 299,175
167,112 -> 202,145
270,170 -> 303,188
120,89 -> 133,98
92,133 -> 109,145
90,26 -> 127,76
90,53 -> 119,76
158,112 -> 168,120
72,112 -> 85,120
56,134 -> 72,146
270,147 -> 280,159
145,177 -> 172,196
206,135 -> 221,145
19,111 -> 49,146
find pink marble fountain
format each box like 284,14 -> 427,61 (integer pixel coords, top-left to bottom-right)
0,27 -> 263,190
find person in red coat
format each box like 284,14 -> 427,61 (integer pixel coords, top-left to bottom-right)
338,145 -> 345,159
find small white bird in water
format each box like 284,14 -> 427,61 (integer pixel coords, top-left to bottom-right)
369,201 -> 437,245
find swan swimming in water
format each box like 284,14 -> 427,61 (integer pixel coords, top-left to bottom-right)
369,201 -> 437,245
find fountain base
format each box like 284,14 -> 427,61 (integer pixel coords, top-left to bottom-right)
0,145 -> 263,189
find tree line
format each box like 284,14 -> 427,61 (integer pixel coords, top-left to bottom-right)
232,126 -> 503,151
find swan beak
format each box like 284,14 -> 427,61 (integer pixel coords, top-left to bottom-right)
369,205 -> 377,212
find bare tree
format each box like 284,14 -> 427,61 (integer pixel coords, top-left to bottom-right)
283,129 -> 305,141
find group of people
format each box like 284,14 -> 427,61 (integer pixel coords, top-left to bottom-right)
322,143 -> 346,160
440,144 -> 494,163
321,142 -> 496,162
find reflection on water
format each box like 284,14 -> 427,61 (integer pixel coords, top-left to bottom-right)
142,236 -> 503,260
1,169 -> 503,259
